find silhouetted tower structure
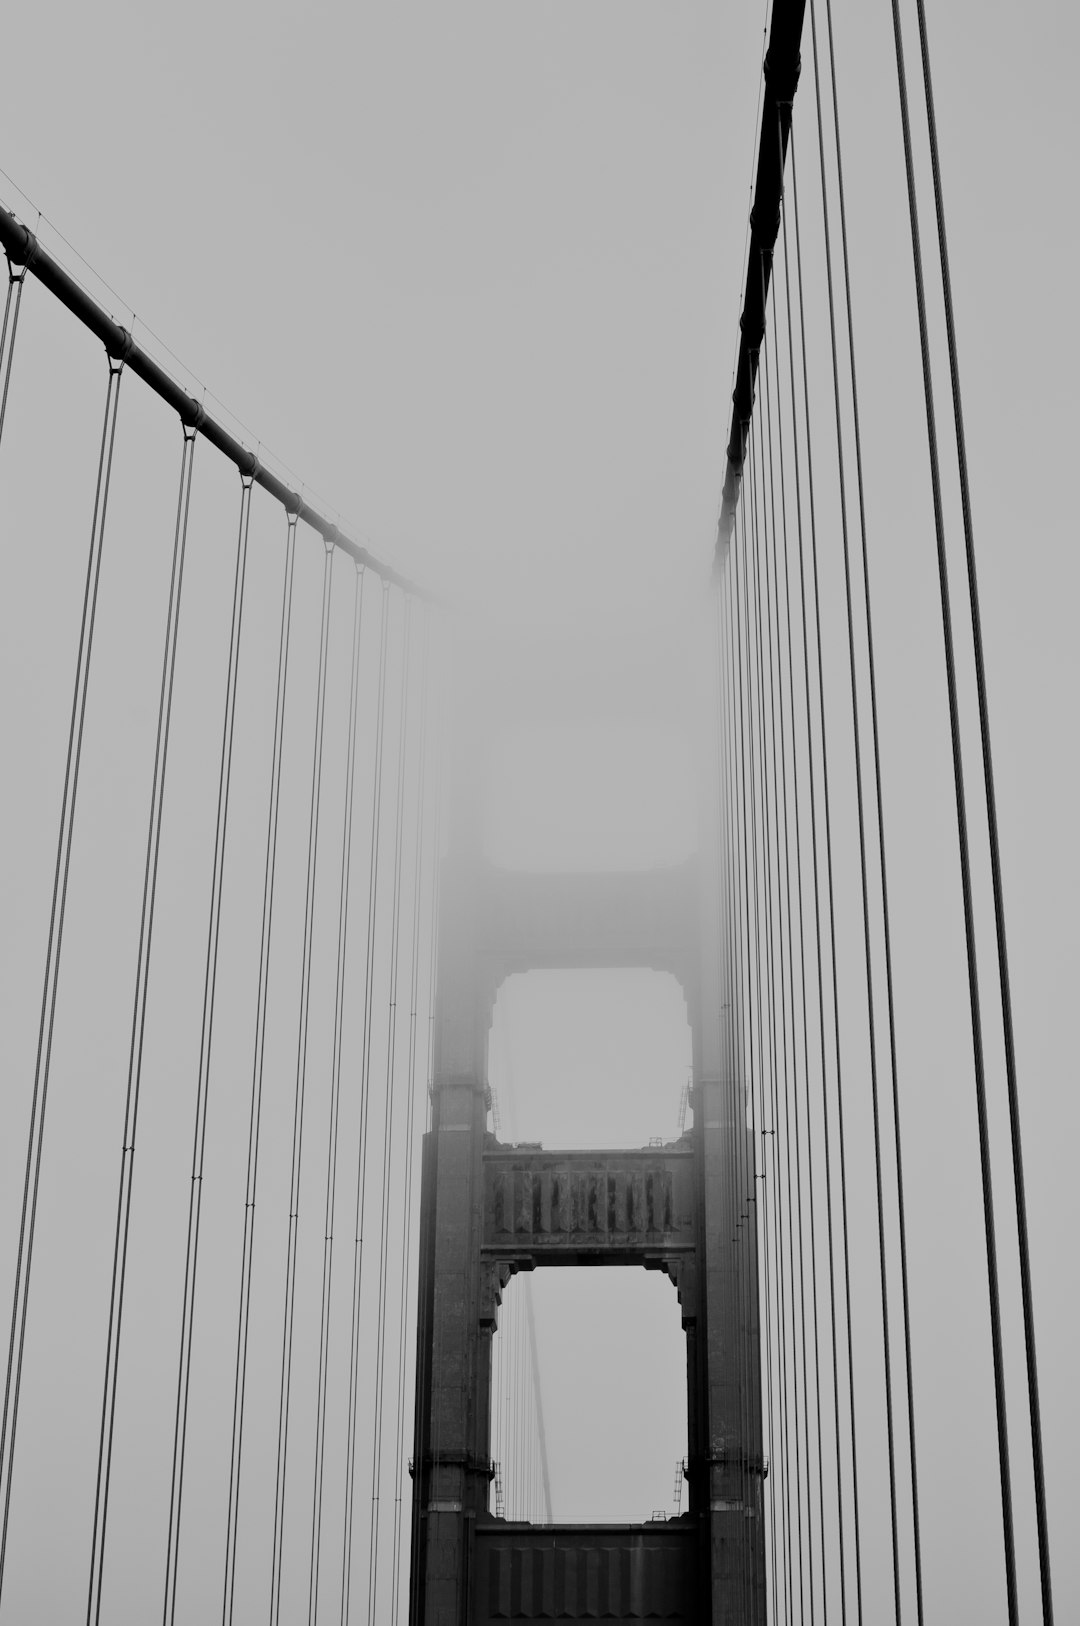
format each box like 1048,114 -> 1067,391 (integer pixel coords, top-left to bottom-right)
409,648 -> 765,1624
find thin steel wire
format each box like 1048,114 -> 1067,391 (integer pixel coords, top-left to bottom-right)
366,601 -> 414,1624
0,356 -> 124,1605
269,538 -> 336,1626
390,611 -> 432,1621
763,311 -> 815,1626
308,562 -> 367,1626
88,424 -> 198,1626
751,417 -> 796,1626
783,120 -> 852,1626
341,582 -> 391,1625
776,138 -> 831,1620
892,1 -> 1038,1617
222,510 -> 299,1626
909,11 -> 1051,1604
0,259 -> 26,456
164,473 -> 254,1626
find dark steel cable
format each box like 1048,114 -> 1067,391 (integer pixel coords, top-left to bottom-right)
735,480 -> 780,1623
408,690 -> 444,1588
764,309 -> 815,1626
714,564 -> 746,1603
716,572 -> 751,1612
893,1 -> 1038,1616
390,612 -> 431,1622
757,383 -> 799,1626
87,423 -> 197,1626
789,117 -> 856,1626
763,311 -> 814,1626
724,552 -> 764,1622
777,145 -> 830,1621
750,418 -> 795,1626
738,463 -> 770,1620
808,0 -> 903,1608
367,600 -> 414,1624
769,246 -> 822,1626
910,13 -> 1051,1607
716,578 -> 752,1611
757,414 -> 798,1626
423,703 -> 445,1138
0,356 -> 124,1604
0,201 -> 429,601
738,476 -> 777,1625
0,258 -> 26,456
269,539 -> 336,1626
308,562 -> 367,1626
164,472 -> 254,1626
818,0 -> 927,1613
341,582 -> 391,1625
222,510 -> 299,1626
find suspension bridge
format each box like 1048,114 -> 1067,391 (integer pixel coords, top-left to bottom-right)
0,0 -> 1071,1622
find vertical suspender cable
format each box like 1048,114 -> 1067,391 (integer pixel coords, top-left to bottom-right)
894,0 -> 1049,1615
712,579 -> 740,1595
789,119 -> 854,1626
88,421 -> 198,1626
223,509 -> 299,1626
269,538 -> 336,1626
733,484 -> 779,1623
407,681 -> 444,1586
367,600 -> 413,1623
308,562 -> 367,1626
0,353 -> 125,1605
910,25 -> 1052,1614
390,610 -> 430,1622
750,420 -> 794,1626
0,256 -> 27,455
341,581 -> 391,1624
763,312 -> 815,1626
754,409 -> 794,1626
775,139 -> 829,1621
765,314 -> 816,1626
164,472 -> 254,1626
723,539 -> 763,1623
808,0 -> 906,1607
818,0 -> 928,1613
523,1270 -> 552,1526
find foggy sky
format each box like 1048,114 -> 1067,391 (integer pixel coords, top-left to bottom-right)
1,3 -> 1077,1622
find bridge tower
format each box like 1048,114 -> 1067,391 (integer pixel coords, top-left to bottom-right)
408,645 -> 765,1624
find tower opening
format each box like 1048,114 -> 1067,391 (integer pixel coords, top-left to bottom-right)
491,1267 -> 688,1526
488,968 -> 692,1149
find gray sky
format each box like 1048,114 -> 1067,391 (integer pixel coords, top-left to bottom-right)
1,2 -> 1078,1622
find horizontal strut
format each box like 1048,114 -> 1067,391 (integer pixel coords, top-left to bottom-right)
0,203 -> 429,600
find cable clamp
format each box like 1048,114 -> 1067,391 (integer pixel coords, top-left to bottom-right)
183,397 -> 207,435
4,219 -> 39,273
106,325 -> 135,368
